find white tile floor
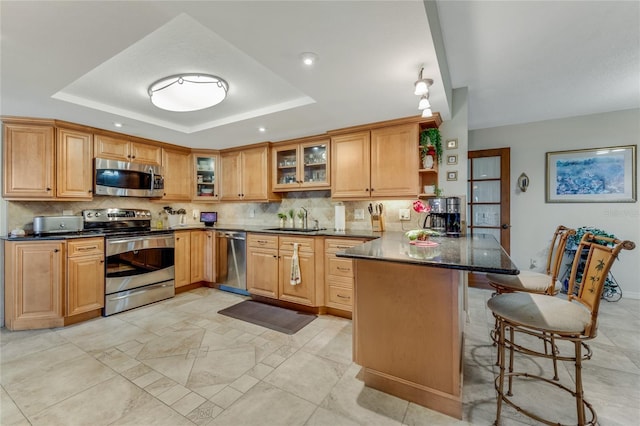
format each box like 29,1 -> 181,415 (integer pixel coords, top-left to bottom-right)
1,287 -> 639,425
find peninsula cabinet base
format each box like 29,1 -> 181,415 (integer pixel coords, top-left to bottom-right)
353,260 -> 464,420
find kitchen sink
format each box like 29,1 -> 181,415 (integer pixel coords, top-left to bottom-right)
264,227 -> 323,233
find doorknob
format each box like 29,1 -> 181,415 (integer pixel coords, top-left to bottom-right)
501,224 -> 510,229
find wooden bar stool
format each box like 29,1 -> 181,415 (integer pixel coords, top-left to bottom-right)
487,225 -> 574,296
487,225 -> 575,378
488,233 -> 635,425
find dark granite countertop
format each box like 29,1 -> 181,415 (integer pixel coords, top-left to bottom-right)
1,225 -> 381,241
336,231 -> 520,275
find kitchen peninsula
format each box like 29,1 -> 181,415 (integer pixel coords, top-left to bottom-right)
338,232 -> 519,419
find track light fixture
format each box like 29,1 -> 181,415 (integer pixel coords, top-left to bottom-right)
414,66 -> 434,117
413,67 -> 433,96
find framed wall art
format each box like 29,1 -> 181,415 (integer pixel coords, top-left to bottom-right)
446,154 -> 458,165
446,138 -> 458,150
447,171 -> 458,181
545,145 -> 636,203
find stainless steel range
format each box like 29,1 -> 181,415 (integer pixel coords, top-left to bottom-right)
82,208 -> 175,316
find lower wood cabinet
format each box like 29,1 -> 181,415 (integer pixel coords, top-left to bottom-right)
247,233 -> 320,307
4,237 -> 106,331
4,240 -> 65,330
246,234 -> 279,298
174,230 -> 212,288
324,238 -> 366,312
66,237 -> 104,317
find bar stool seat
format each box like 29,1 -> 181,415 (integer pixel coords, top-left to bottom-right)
486,271 -> 563,294
488,292 -> 590,333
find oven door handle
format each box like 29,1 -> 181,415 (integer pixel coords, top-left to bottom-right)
107,234 -> 173,245
108,283 -> 173,301
150,167 -> 155,192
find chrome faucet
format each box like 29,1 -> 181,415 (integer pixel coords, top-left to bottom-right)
301,207 -> 308,229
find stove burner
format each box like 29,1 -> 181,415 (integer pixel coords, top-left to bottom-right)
82,208 -> 153,234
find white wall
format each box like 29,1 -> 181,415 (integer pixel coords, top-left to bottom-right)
470,109 -> 640,298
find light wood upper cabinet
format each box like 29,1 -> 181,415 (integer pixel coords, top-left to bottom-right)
331,123 -> 419,199
162,148 -> 192,201
370,124 -> 419,197
94,134 -> 161,166
194,152 -> 220,201
272,138 -> 330,191
4,240 -> 65,331
2,123 -> 55,199
66,237 -> 104,317
220,144 -> 279,202
330,131 -> 371,199
56,128 -> 93,200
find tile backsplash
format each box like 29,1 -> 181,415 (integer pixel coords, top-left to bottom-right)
7,192 -> 449,234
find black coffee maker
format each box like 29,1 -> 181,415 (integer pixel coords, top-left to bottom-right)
423,197 -> 461,237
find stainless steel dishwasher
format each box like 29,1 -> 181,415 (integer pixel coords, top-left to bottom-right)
216,231 -> 248,295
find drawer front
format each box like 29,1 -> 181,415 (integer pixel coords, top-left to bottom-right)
67,237 -> 104,257
327,257 -> 355,278
279,236 -> 314,253
327,284 -> 353,309
325,238 -> 365,254
248,234 -> 278,249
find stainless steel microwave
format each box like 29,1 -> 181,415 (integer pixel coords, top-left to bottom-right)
94,158 -> 164,197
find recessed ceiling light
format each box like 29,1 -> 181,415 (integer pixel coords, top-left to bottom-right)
300,52 -> 319,66
258,127 -> 266,132
113,122 -> 123,128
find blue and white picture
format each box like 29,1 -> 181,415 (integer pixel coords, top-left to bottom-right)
546,146 -> 636,203
555,155 -> 624,195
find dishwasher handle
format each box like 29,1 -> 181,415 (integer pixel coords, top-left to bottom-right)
216,231 -> 246,240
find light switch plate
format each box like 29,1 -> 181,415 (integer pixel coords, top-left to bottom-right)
354,209 -> 365,220
399,208 -> 411,220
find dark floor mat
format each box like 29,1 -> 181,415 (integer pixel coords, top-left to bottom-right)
217,300 -> 316,335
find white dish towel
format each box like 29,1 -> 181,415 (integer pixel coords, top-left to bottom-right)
290,243 -> 301,286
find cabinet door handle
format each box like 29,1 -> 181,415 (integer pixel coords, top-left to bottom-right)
77,246 -> 98,251
337,294 -> 350,299
53,248 -> 60,252
365,188 -> 369,192
336,245 -> 352,249
46,187 -> 52,191
100,260 -> 105,263
370,188 -> 374,192
88,189 -> 93,193
336,266 -> 351,271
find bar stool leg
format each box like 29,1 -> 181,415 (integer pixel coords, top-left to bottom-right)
507,326 -> 514,396
550,334 -> 559,381
575,340 -> 585,425
495,320 -> 506,426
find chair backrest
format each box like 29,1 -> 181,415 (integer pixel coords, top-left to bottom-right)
544,226 -> 575,294
567,232 -> 635,337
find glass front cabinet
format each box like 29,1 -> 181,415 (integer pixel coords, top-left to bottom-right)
272,138 -> 330,191
193,152 -> 219,200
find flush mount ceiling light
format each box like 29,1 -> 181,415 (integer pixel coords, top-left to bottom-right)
413,67 -> 433,96
148,74 -> 228,112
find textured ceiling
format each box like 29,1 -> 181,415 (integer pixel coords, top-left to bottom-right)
1,1 -> 638,150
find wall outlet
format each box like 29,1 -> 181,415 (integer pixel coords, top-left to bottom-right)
354,208 -> 365,220
192,209 -> 200,220
249,208 -> 255,218
399,208 -> 411,220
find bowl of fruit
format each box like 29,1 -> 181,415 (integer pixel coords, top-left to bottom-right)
404,229 -> 441,246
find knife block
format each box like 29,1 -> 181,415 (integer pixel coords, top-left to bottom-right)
371,213 -> 385,232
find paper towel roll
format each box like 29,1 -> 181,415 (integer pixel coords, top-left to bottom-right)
334,205 -> 346,231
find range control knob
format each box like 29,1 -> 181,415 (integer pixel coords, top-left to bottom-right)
95,212 -> 102,217
86,212 -> 93,218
